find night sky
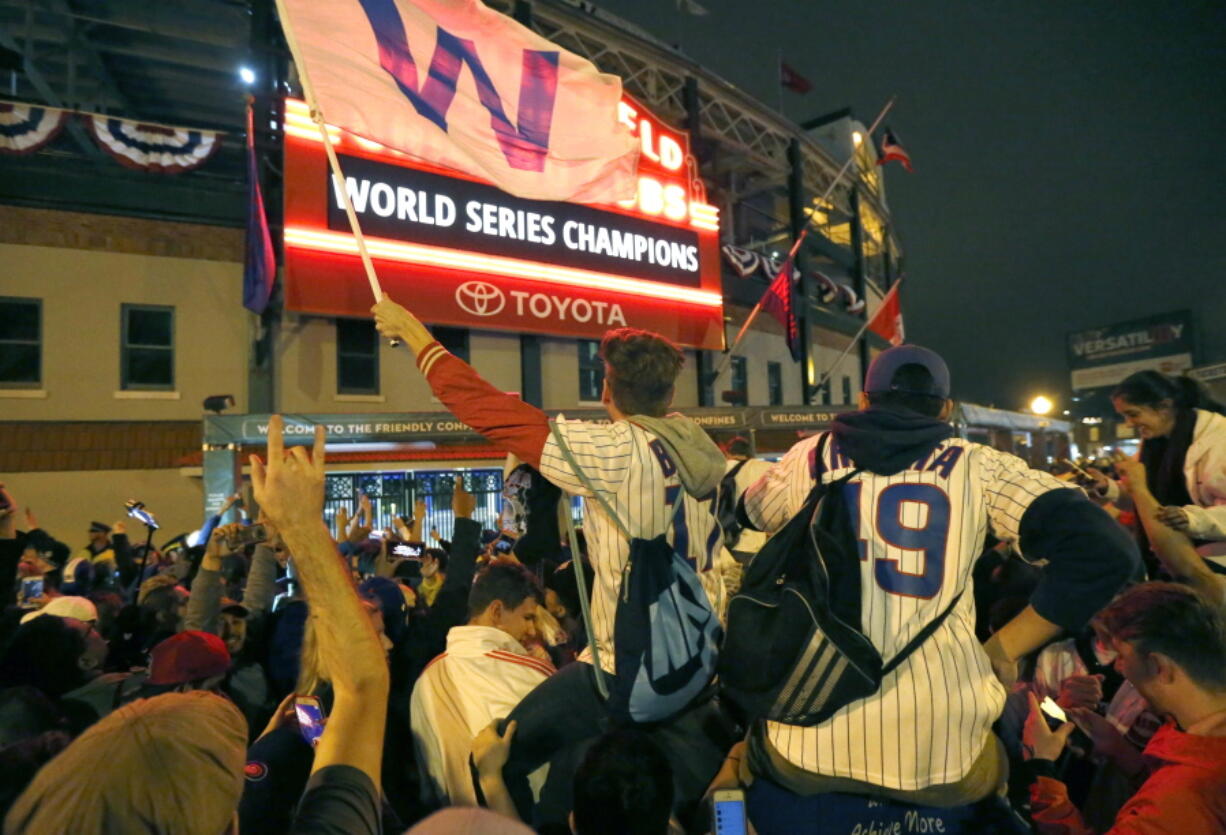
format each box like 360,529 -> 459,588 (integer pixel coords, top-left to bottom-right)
602,0 -> 1226,411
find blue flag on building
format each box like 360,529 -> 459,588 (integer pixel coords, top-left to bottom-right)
243,101 -> 275,314
760,256 -> 801,362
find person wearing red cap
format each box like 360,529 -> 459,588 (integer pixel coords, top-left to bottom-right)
146,630 -> 232,691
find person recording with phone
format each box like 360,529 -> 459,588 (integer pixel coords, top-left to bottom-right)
1087,371 -> 1226,572
1021,583 -> 1226,834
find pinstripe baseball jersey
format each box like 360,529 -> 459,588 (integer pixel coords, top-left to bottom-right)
743,430 -> 1068,789
538,416 -> 726,675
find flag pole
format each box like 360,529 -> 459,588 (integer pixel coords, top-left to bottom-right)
273,0 -> 398,341
710,96 -> 896,384
812,276 -> 902,398
776,50 -> 784,116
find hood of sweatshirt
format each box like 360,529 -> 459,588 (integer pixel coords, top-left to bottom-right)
831,406 -> 955,476
629,413 -> 726,497
1144,713 -> 1226,774
445,625 -> 529,658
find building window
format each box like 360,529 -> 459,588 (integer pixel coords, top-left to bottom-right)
337,318 -> 379,394
820,380 -> 832,405
730,356 -> 748,404
767,362 -> 783,405
0,297 -> 41,387
841,376 -> 852,404
578,340 -> 604,402
433,326 -> 470,363
121,304 -> 174,390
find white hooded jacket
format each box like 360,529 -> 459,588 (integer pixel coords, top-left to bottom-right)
410,625 -> 554,807
1106,409 -> 1226,562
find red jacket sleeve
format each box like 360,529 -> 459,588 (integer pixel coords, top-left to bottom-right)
416,341 -> 550,467
1029,776 -> 1095,835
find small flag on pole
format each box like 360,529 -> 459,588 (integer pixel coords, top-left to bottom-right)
759,256 -> 801,361
243,101 -> 276,314
876,127 -> 913,172
867,280 -> 905,346
779,61 -> 812,94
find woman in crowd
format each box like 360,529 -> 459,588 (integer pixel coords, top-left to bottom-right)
1092,371 -> 1226,569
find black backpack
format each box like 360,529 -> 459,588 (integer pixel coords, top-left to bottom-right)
716,459 -> 749,549
719,433 -> 961,726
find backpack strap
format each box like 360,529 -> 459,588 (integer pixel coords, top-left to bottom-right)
549,421 -> 610,699
881,591 -> 965,675
807,432 -> 863,511
560,501 -> 609,700
549,420 -> 631,539
812,428 -> 957,676
548,421 -> 686,539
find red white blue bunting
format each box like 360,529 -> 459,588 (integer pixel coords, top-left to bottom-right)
0,100 -> 68,155
814,271 -> 840,305
721,244 -> 865,313
84,114 -> 219,173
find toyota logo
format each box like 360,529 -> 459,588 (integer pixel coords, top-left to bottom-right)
455,281 -> 506,317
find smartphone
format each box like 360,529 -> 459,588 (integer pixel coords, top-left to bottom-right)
1040,696 -> 1068,731
394,543 -> 422,557
711,788 -> 748,835
294,696 -> 327,747
226,523 -> 268,551
20,578 -> 43,602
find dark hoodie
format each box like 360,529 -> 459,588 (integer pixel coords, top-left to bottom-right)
830,405 -> 954,476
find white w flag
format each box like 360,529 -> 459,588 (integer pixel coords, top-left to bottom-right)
279,0 -> 639,202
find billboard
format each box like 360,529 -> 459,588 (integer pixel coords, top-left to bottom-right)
281,97 -> 725,349
1067,310 -> 1195,393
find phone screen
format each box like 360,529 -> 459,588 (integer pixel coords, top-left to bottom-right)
294,698 -> 326,747
1040,695 -> 1068,729
713,797 -> 748,835
20,578 -> 44,602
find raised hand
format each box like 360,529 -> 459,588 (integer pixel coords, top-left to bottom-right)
453,476 -> 476,519
249,415 -> 326,531
372,296 -> 434,354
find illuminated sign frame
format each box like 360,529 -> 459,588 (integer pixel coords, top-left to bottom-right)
282,97 -> 725,349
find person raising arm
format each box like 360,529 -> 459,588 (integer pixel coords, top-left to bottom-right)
250,416 -> 389,833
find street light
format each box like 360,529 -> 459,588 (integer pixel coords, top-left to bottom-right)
1030,395 -> 1054,416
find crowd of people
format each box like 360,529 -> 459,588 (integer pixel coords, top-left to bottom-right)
1,305 -> 1224,833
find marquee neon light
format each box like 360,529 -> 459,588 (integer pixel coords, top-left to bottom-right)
284,226 -> 723,308
283,98 -> 719,232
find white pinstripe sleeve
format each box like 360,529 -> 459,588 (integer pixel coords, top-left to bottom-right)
977,446 -> 1068,545
743,433 -> 822,533
537,417 -> 636,499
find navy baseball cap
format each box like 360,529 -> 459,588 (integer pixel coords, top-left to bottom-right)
864,344 -> 951,399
